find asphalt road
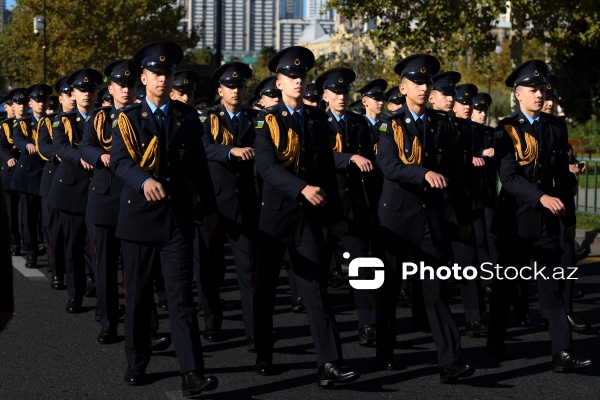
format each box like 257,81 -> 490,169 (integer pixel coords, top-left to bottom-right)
1,253 -> 599,400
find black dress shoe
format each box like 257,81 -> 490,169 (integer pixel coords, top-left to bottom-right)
118,304 -> 125,318
97,327 -> 118,344
439,361 -> 476,383
291,296 -> 305,313
358,325 -> 376,347
466,320 -> 488,338
317,361 -> 360,387
11,244 -> 21,256
567,314 -> 591,332
203,329 -> 223,342
181,371 -> 218,397
255,363 -> 274,376
575,244 -> 590,262
124,368 -> 146,385
85,276 -> 96,298
376,356 -> 400,371
65,298 -> 82,313
552,350 -> 594,372
151,333 -> 172,351
329,270 -> 349,288
397,288 -> 412,307
50,275 -> 66,290
487,340 -> 513,361
247,330 -> 280,352
37,245 -> 47,257
25,251 -> 37,268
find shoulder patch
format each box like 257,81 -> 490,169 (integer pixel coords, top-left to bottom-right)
199,115 -> 207,123
255,120 -> 264,129
378,123 -> 388,132
52,121 -> 60,128
494,130 -> 504,139
112,120 -> 118,128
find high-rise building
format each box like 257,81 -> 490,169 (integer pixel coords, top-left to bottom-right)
304,0 -> 333,20
179,0 -> 278,58
280,0 -> 303,19
277,18 -> 335,50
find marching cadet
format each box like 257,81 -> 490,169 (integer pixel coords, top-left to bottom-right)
249,95 -> 262,110
170,70 -> 200,106
198,62 -> 257,344
487,60 -> 593,372
47,96 -> 60,115
470,92 -> 497,298
542,74 -> 591,332
316,67 -> 378,347
303,82 -> 320,106
375,54 -> 475,382
253,46 -> 360,387
11,85 -> 52,269
97,87 -> 113,107
358,79 -> 387,130
79,59 -> 137,344
431,75 -> 488,337
0,92 -> 22,257
37,76 -> 75,290
111,41 -> 219,396
349,99 -> 365,115
385,87 -> 405,112
255,76 -> 281,108
47,69 -> 100,312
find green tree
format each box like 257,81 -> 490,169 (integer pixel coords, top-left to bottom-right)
0,0 -> 199,88
183,48 -> 215,65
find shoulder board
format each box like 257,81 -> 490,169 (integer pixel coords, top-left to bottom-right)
121,103 -> 142,113
61,111 -> 77,117
261,105 -> 277,116
92,106 -> 112,114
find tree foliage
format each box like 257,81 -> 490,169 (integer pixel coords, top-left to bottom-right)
0,0 -> 199,89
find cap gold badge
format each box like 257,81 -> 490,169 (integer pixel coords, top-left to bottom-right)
534,70 -> 540,77
184,79 -> 189,84
338,78 -> 344,83
125,70 -> 130,76
420,67 -> 426,73
40,90 -> 44,95
294,58 -> 301,66
232,72 -> 238,78
159,55 -> 166,62
481,99 -> 485,104
313,90 -> 318,95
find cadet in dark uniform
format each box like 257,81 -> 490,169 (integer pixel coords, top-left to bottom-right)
470,92 -> 498,298
80,59 -> 137,344
47,95 -> 60,115
431,76 -> 489,337
37,77 -> 75,290
316,67 -> 379,347
170,70 -> 199,106
255,76 -> 281,108
488,60 -> 593,372
97,87 -> 113,107
385,86 -> 405,112
375,54 -> 475,382
0,180 -> 14,333
0,92 -> 22,257
349,99 -> 365,115
253,46 -> 360,387
303,82 -> 320,107
47,70 -> 100,312
11,84 -> 52,269
111,41 -> 219,396
198,62 -> 257,344
358,79 -> 387,135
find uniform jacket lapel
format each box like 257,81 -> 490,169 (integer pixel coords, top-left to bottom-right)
167,101 -> 186,146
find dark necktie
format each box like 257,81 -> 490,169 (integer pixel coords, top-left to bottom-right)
532,120 -> 540,136
293,111 -> 302,133
339,116 -> 346,132
155,108 -> 165,137
416,117 -> 424,135
232,115 -> 240,137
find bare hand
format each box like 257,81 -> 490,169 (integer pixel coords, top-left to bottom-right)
26,143 -> 36,155
0,312 -> 13,333
7,158 -> 16,168
568,164 -> 580,175
143,179 -> 166,202
230,147 -> 255,160
540,194 -> 565,215
331,220 -> 348,237
80,158 -> 94,171
472,157 -> 485,167
459,224 -> 472,240
100,154 -> 110,168
482,148 -> 494,158
204,214 -> 219,235
350,154 -> 374,172
424,171 -> 448,189
301,185 -> 327,207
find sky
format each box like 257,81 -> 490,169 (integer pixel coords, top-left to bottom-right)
6,0 -> 16,9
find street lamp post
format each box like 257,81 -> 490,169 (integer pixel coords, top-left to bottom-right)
33,0 -> 47,84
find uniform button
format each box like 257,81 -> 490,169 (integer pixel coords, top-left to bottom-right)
168,195 -> 172,200
237,142 -> 242,146
49,170 -> 52,174
345,188 -> 350,192
537,180 -> 541,184
142,143 -> 146,147
92,187 -> 95,191
299,201 -> 304,206
302,147 -> 306,151
422,204 -> 427,209
235,189 -> 239,193
127,200 -> 131,204
423,187 -> 427,192
383,203 -> 387,207
20,165 -> 23,168
59,179 -> 63,183
346,173 -> 350,178
167,162 -> 170,167
261,201 -> 265,206
166,177 -> 171,182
